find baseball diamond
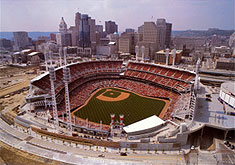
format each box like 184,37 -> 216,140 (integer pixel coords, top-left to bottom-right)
72,87 -> 169,126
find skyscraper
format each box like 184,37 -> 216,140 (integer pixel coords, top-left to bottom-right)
56,17 -> 72,47
95,25 -> 103,33
119,32 -> 137,54
105,21 -> 118,35
13,31 -> 29,50
156,19 -> 172,49
79,14 -> 91,48
59,17 -> 68,33
136,22 -> 158,60
165,23 -> 172,48
75,12 -> 81,45
88,18 -> 96,54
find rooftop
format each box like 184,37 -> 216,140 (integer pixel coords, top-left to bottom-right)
123,115 -> 165,134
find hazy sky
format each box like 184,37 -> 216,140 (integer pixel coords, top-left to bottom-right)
0,0 -> 234,32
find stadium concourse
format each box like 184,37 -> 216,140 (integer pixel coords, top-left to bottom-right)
26,60 -> 196,135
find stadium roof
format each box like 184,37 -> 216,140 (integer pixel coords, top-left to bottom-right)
221,81 -> 235,95
123,115 -> 165,134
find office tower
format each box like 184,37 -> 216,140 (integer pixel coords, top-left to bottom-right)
79,14 -> 91,48
119,32 -> 137,54
156,19 -> 166,50
88,18 -> 96,54
105,21 -> 118,35
165,23 -> 172,48
143,22 -> 158,43
88,18 -> 96,43
156,19 -> 172,49
75,12 -> 81,30
125,28 -> 135,33
56,17 -> 72,47
75,12 -> 81,45
59,17 -> 68,33
0,39 -> 12,50
136,22 -> 158,60
56,33 -> 72,47
13,31 -> 29,50
69,26 -> 77,46
96,25 -> 103,33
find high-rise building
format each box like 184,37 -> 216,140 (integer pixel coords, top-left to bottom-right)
75,12 -> 81,45
59,17 -> 68,33
105,21 -> 118,35
95,25 -> 103,33
165,23 -> 172,48
125,28 -> 135,33
13,31 -> 29,50
156,19 -> 172,49
79,14 -> 91,48
0,39 -> 12,50
88,18 -> 96,43
56,17 -> 72,47
88,18 -> 96,54
136,22 -> 158,60
56,33 -> 72,47
119,32 -> 137,54
69,26 -> 78,46
75,12 -> 81,30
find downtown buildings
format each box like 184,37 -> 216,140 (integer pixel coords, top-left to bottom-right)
13,31 -> 30,50
136,19 -> 172,60
55,11 -> 119,57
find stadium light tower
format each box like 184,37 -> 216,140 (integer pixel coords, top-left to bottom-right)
49,51 -> 53,66
59,47 -> 63,66
44,51 -> 49,71
194,58 -> 201,91
141,46 -> 145,62
63,47 -> 67,65
63,66 -> 72,132
165,48 -> 169,65
135,45 -> 139,61
110,114 -> 115,136
172,48 -> 176,67
48,66 -> 59,129
119,114 -> 124,130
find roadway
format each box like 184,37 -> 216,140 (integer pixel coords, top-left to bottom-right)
0,118 -> 186,164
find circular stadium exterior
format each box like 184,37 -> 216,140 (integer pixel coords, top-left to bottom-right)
26,60 -> 196,135
219,81 -> 235,109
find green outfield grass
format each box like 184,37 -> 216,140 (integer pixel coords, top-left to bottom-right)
73,88 -> 166,126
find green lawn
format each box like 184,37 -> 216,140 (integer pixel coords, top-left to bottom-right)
74,88 -> 166,126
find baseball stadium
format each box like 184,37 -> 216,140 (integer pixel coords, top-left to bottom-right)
26,60 -> 196,136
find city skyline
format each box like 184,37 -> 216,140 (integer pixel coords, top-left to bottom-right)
0,0 -> 234,32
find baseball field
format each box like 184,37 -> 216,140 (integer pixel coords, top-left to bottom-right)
73,87 -> 169,126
